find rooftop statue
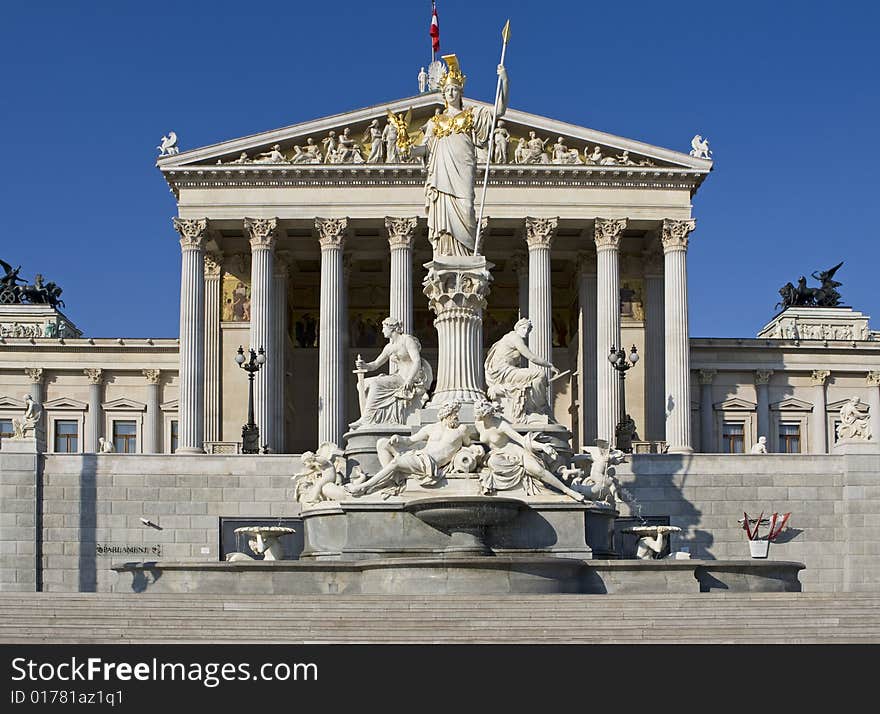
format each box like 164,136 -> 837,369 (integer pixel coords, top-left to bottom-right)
689,134 -> 711,159
485,317 -> 557,423
157,131 -> 179,156
421,54 -> 509,256
418,66 -> 428,93
777,261 -> 844,309
473,399 -> 586,502
0,262 -> 64,308
350,317 -> 432,428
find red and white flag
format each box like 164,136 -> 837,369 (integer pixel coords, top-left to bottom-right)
430,2 -> 440,53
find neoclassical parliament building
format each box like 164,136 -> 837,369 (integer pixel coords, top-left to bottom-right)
3,78 -> 880,597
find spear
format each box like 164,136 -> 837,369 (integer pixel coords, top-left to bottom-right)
474,19 -> 511,256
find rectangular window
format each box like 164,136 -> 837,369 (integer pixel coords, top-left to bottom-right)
722,422 -> 745,453
778,423 -> 801,454
53,420 -> 79,453
113,420 -> 137,454
0,418 -> 13,441
170,420 -> 178,454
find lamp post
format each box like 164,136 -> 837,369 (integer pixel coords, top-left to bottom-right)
608,344 -> 639,452
236,345 -> 265,454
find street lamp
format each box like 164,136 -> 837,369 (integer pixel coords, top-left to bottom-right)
236,345 -> 266,454
608,344 -> 639,452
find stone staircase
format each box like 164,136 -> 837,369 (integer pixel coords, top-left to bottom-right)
1,593 -> 879,643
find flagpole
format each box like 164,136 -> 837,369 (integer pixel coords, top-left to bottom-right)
474,20 -> 510,257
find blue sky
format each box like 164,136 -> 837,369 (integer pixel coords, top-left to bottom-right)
2,1 -> 878,338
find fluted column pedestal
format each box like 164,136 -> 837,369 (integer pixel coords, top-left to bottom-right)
811,370 -> 830,453
661,218 -> 696,454
755,370 -> 773,447
245,217 -> 279,453
577,253 -> 597,449
316,218 -> 349,445
643,250 -> 666,442
525,218 -> 557,398
83,368 -> 103,453
594,218 -> 626,444
143,370 -> 161,453
386,217 -> 418,334
203,251 -> 223,445
172,218 -> 208,454
424,256 -> 493,406
698,369 -> 716,453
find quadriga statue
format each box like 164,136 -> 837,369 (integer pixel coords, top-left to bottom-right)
350,317 -> 432,429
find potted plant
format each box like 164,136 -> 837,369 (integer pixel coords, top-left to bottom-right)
738,511 -> 791,558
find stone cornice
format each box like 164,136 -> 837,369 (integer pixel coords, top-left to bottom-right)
244,217 -> 279,250
160,164 -> 709,198
316,217 -> 349,249
524,217 -> 558,249
385,216 -> 419,249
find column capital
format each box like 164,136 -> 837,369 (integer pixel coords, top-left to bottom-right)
524,217 -> 558,249
83,368 -> 103,385
204,251 -> 224,278
755,369 -> 774,385
25,367 -> 44,384
660,218 -> 696,252
593,218 -> 627,251
698,369 -> 717,385
810,369 -> 831,386
172,218 -> 209,250
866,371 -> 880,387
142,369 -> 161,385
316,217 -> 349,249
576,252 -> 597,276
385,216 -> 419,249
244,217 -> 279,250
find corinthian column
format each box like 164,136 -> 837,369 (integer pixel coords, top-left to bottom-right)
83,368 -> 103,453
142,369 -> 161,453
594,217 -> 627,444
643,248 -> 665,441
244,217 -> 278,453
576,253 -> 597,448
272,252 -> 291,453
810,370 -> 830,453
385,217 -> 418,334
661,218 -> 696,453
172,217 -> 208,454
316,217 -> 349,445
698,369 -> 716,453
525,217 -> 558,396
755,370 -> 773,446
203,251 -> 223,445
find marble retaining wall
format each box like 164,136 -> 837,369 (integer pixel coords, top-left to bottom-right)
1,448 -> 878,593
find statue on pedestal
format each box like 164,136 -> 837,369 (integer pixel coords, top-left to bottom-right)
350,317 -> 432,428
473,399 -> 586,502
422,54 -> 508,256
12,394 -> 42,439
347,401 -> 473,497
484,318 -> 556,423
838,397 -> 871,441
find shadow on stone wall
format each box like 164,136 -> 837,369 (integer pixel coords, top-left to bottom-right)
627,453 -> 716,559
78,453 -> 97,592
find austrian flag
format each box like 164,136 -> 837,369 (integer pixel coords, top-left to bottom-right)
430,3 -> 440,53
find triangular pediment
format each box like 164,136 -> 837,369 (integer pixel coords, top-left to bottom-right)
158,92 -> 711,173
101,397 -> 146,411
770,397 -> 814,411
713,397 -> 757,411
160,399 -> 179,412
827,398 -> 868,413
44,397 -> 88,410
0,395 -> 26,409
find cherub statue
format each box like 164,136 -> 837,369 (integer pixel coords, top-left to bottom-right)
689,134 -> 712,159
569,439 -> 627,507
292,442 -> 352,507
157,131 -> 179,156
